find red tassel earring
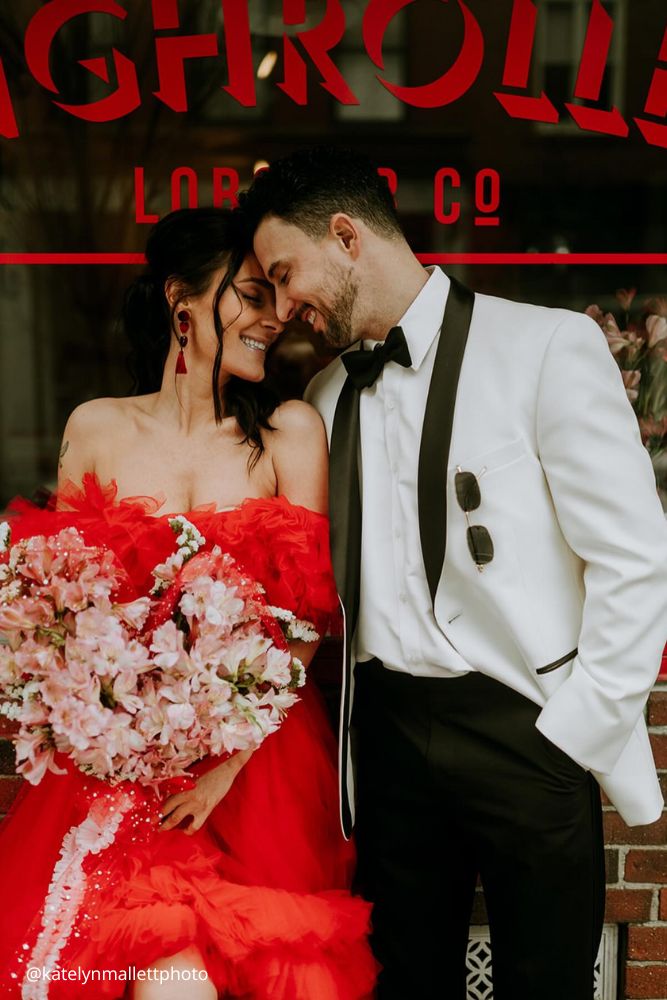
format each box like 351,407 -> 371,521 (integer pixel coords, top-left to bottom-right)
176,309 -> 189,375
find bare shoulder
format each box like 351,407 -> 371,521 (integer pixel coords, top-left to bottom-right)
270,399 -> 326,439
64,395 -> 153,437
59,397 -> 153,483
64,397 -> 122,435
269,400 -> 329,512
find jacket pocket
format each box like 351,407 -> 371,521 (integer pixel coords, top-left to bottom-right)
448,437 -> 528,477
536,647 -> 578,676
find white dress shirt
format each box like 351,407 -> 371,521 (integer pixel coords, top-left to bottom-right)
356,267 -> 474,677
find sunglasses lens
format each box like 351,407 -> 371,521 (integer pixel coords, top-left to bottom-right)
455,471 -> 481,512
467,525 -> 494,566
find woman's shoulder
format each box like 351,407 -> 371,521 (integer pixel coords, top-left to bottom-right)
64,394 -> 157,434
269,399 -> 326,437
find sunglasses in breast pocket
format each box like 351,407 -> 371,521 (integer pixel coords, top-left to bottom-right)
455,467 -> 494,572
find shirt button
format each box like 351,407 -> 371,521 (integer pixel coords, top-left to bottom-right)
399,593 -> 408,604
391,463 -> 399,476
394,527 -> 401,539
409,654 -> 419,665
386,397 -> 395,411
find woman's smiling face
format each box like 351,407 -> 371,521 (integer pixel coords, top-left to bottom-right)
188,252 -> 284,384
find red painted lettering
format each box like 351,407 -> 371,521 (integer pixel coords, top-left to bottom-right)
364,0 -> 483,108
279,0 -> 358,106
24,0 -> 140,123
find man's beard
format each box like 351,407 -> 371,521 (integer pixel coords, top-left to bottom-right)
319,266 -> 359,349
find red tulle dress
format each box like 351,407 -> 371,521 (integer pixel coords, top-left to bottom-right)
0,476 -> 376,999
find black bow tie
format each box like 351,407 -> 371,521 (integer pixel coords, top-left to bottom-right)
341,326 -> 412,390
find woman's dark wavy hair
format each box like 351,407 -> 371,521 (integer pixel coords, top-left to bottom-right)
123,208 -> 279,468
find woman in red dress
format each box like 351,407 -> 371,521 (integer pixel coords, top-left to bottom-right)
0,209 -> 376,999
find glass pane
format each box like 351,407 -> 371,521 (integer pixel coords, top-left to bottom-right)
545,2 -> 577,63
335,53 -> 405,121
544,63 -> 574,106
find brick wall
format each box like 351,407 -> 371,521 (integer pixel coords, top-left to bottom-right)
1,666 -> 666,999
603,683 -> 667,1000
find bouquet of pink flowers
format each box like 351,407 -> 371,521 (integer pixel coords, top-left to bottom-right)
0,515 -> 314,789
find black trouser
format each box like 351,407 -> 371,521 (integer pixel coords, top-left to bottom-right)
353,659 -> 605,1000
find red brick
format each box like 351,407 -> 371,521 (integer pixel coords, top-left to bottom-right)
660,889 -> 667,920
626,964 -> 667,998
628,926 -> 667,961
626,851 -> 667,883
604,812 -> 667,845
0,775 -> 20,814
650,733 -> 667,769
0,740 -> 16,776
605,847 -> 620,884
660,773 -> 667,800
605,888 -> 654,922
0,717 -> 18,739
649,691 -> 667,727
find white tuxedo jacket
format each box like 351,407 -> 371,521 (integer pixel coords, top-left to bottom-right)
306,277 -> 667,835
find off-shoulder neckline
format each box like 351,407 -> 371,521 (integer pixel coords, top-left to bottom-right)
56,474 -> 328,522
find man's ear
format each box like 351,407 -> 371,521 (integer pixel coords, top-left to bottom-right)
330,213 -> 361,259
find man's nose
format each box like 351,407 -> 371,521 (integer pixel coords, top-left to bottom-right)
275,289 -> 295,324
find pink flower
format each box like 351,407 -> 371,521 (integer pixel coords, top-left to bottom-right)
15,536 -> 56,584
585,304 -> 605,325
98,712 -> 147,759
41,579 -> 88,613
615,287 -> 637,311
14,728 -> 65,785
602,314 -> 632,356
150,621 -> 189,671
646,315 -> 667,350
217,631 -> 271,677
50,697 -> 110,750
111,669 -> 144,713
0,596 -> 55,634
164,702 -> 196,732
639,415 -> 667,445
179,577 -> 245,631
621,369 -> 641,402
115,597 -> 151,631
646,297 -> 667,318
0,645 -> 21,686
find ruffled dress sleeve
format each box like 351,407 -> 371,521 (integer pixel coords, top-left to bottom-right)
200,497 -> 341,635
2,474 -> 171,600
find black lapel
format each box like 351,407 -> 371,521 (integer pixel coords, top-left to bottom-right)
328,375 -> 362,634
328,374 -> 361,837
418,275 -> 475,605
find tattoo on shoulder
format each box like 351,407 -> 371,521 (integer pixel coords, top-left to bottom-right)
59,440 -> 69,469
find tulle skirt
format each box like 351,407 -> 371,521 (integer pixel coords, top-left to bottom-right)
0,684 -> 376,998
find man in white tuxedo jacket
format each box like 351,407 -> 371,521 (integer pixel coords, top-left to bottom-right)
243,147 -> 667,1000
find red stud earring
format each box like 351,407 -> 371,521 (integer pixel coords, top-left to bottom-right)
176,309 -> 189,375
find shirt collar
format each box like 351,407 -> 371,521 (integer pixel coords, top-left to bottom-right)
359,266 -> 450,372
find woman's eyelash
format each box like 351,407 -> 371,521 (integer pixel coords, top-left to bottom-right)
241,293 -> 262,305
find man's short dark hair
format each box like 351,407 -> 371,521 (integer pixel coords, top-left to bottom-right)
240,146 -> 403,241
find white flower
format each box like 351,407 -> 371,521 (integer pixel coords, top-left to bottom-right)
268,606 -> 319,643
180,578 -> 244,631
268,606 -> 295,623
287,618 -> 319,643
261,646 -> 293,687
291,657 -> 306,688
0,522 -> 10,553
